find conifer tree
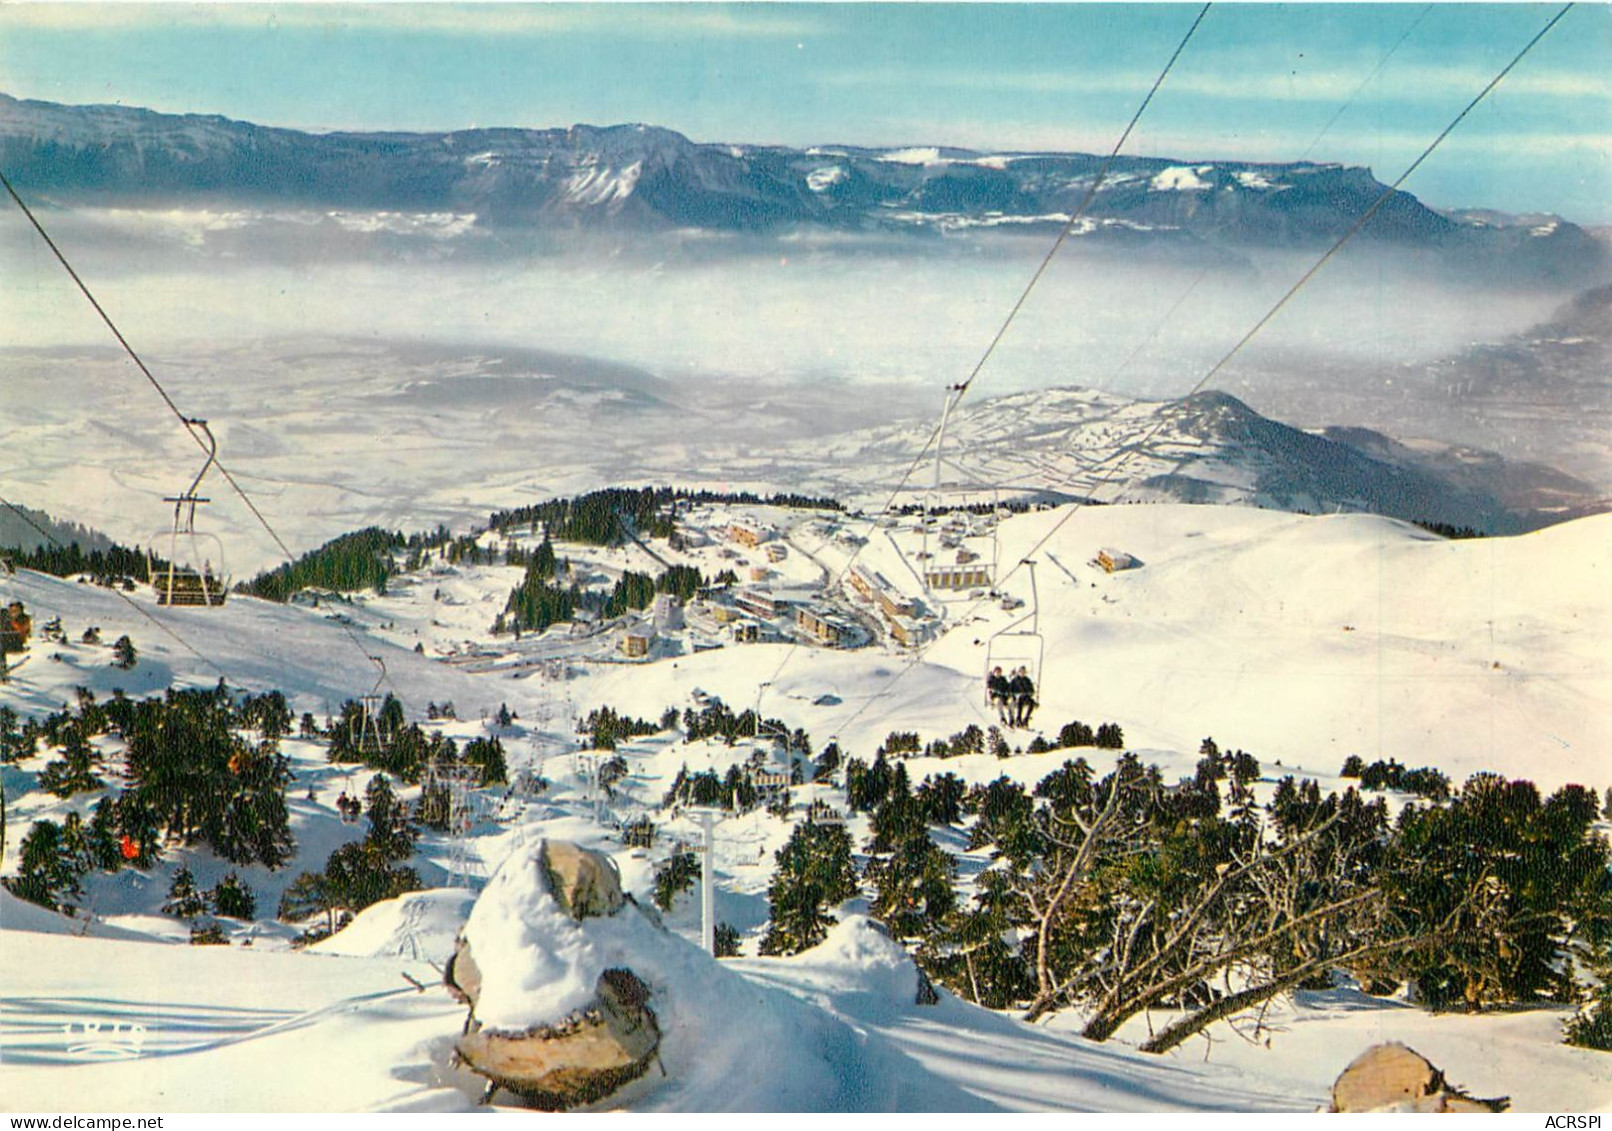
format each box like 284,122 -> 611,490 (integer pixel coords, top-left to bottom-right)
211,871 -> 257,920
363,774 -> 414,863
6,820 -> 83,909
39,722 -> 104,797
713,922 -> 742,958
164,865 -> 209,919
759,821 -> 857,955
652,850 -> 700,912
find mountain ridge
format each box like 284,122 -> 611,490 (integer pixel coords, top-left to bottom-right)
790,384 -> 1601,535
1,92 -> 1600,282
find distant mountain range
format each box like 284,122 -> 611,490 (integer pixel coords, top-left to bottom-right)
0,93 -> 1602,283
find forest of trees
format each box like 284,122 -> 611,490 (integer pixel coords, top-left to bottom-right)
4,684 -> 297,912
744,729 -> 1612,1054
0,539 -> 156,587
240,527 -> 405,601
488,487 -> 674,545
488,485 -> 842,546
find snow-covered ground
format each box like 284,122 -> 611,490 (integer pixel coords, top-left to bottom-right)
3,501 -> 1608,1110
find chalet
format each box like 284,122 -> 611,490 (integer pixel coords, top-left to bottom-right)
765,543 -> 787,563
620,626 -> 655,659
748,566 -> 771,583
731,620 -> 762,643
924,564 -> 992,591
1097,548 -> 1137,573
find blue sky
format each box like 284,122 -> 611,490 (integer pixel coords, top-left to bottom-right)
1,3 -> 1608,220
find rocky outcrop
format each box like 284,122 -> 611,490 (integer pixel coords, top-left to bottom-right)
1329,1043 -> 1508,1113
445,840 -> 661,1110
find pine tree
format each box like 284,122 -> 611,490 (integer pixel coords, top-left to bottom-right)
5,821 -> 72,908
867,831 -> 956,942
652,850 -> 700,912
917,772 -> 966,826
39,723 -> 104,797
713,922 -> 742,958
164,865 -> 209,919
416,781 -> 451,830
112,635 -> 137,670
211,871 -> 257,919
923,869 -> 1034,1009
463,736 -> 507,786
813,741 -> 842,782
363,774 -> 415,863
759,822 -> 857,955
85,799 -> 123,871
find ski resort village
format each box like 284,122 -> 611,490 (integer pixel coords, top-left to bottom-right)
2,484 -> 1609,1112
3,1 -> 1612,1118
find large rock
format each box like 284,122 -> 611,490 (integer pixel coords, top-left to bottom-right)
445,840 -> 660,1110
539,839 -> 626,920
456,966 -> 661,1110
1330,1043 -> 1508,1113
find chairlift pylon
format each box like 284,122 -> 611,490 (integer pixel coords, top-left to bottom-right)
147,418 -> 228,606
353,654 -> 391,755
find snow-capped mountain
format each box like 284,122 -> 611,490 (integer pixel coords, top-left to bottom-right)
0,93 -> 1600,281
782,387 -> 1600,534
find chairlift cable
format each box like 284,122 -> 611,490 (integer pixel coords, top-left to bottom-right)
825,1 -> 1575,740
753,6 -> 1211,714
1299,4 -> 1436,162
0,168 -> 400,696
960,0 -> 1436,455
861,4 -> 1213,527
0,491 -> 230,680
986,0 -> 1576,603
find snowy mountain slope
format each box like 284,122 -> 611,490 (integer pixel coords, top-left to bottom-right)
1213,283 -> 1612,495
4,502 -> 1603,800
2,501 -> 1607,1112
0,907 -> 1320,1113
1,93 -> 1601,282
778,386 -> 1601,533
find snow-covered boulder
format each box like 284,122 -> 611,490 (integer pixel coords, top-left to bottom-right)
446,841 -> 980,1110
446,840 -> 661,1109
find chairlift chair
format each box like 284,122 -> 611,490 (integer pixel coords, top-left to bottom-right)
147,418 -> 228,606
984,558 -> 1044,702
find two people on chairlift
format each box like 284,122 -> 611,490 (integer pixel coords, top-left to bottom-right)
988,665 -> 1037,729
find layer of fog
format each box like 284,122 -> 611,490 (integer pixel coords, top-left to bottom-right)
3,206 -> 1603,571
3,204 -> 1580,398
